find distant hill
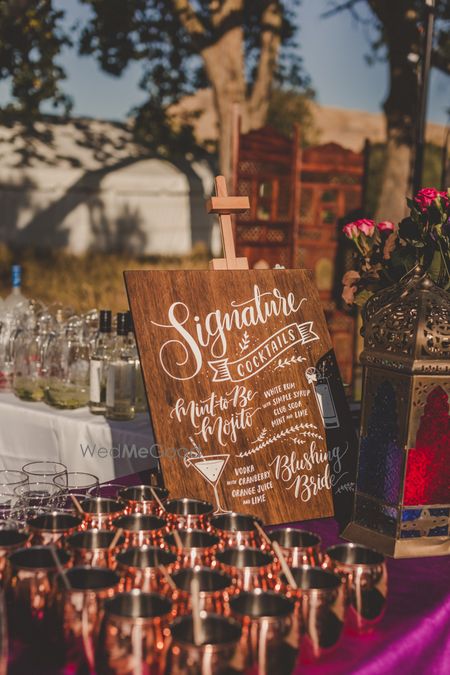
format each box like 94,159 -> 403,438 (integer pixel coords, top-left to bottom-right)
171,88 -> 447,152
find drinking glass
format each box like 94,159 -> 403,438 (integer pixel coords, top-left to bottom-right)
22,460 -> 67,483
0,528 -> 29,582
209,513 -> 264,548
164,529 -> 220,568
79,497 -> 125,529
0,469 -> 28,493
54,471 -> 99,495
118,485 -> 169,515
113,513 -> 169,547
116,546 -> 178,593
170,567 -> 235,616
14,481 -> 64,522
27,510 -> 83,546
167,613 -> 242,675
164,498 -> 214,530
96,591 -> 173,675
266,528 -> 322,567
323,543 -> 387,634
66,529 -> 126,568
276,565 -> 345,662
88,483 -> 127,499
56,566 -> 121,672
230,589 -> 297,674
4,546 -> 71,646
0,470 -> 28,522
214,547 -> 277,591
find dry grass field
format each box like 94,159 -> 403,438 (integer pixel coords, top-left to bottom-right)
0,243 -> 210,315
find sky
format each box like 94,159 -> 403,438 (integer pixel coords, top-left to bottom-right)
0,0 -> 449,126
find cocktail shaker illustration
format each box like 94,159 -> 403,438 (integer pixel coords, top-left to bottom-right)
305,367 -> 340,429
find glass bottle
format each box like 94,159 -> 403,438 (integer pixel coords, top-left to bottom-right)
89,309 -> 113,415
130,335 -> 147,414
4,265 -> 28,314
44,316 -> 90,409
105,312 -> 135,421
13,309 -> 56,402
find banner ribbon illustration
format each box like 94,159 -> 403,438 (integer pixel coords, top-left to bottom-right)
208,322 -> 319,382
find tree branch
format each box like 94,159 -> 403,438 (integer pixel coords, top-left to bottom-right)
209,0 -> 243,30
248,1 -> 282,127
321,0 -> 366,20
171,0 -> 206,37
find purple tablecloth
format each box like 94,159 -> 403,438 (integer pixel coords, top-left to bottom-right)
9,471 -> 450,674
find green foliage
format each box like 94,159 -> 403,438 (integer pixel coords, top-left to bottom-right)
79,1 -> 307,148
364,142 -> 444,216
0,0 -> 72,128
266,87 -> 318,145
343,189 -> 450,308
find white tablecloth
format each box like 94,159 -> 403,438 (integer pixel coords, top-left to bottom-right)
0,394 -> 156,482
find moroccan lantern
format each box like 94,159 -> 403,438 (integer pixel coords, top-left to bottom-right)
343,267 -> 450,558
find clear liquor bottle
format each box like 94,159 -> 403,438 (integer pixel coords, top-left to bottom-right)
105,312 -> 135,421
89,310 -> 112,414
4,265 -> 28,314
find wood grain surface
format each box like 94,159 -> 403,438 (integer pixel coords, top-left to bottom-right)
125,269 -> 336,524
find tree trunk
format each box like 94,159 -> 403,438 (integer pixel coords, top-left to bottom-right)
247,2 -> 282,129
376,124 -> 414,223
202,26 -> 247,179
370,0 -> 420,222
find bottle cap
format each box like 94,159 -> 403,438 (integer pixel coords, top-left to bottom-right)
12,265 -> 21,288
116,312 -> 129,336
99,310 -> 112,333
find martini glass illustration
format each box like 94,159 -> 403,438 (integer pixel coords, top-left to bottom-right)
184,445 -> 230,514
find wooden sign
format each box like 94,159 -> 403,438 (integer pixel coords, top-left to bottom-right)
125,267 -> 337,524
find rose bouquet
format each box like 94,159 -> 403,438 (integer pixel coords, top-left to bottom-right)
342,187 -> 450,306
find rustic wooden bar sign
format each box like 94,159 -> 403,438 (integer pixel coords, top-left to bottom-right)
125,176 -> 354,524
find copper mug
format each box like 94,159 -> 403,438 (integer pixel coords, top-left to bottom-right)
276,565 -> 345,662
113,513 -> 169,547
266,528 -> 322,567
96,590 -> 173,675
118,485 -> 169,515
56,566 -> 121,671
214,547 -> 276,591
167,613 -> 242,675
80,497 -> 125,529
164,498 -> 214,530
0,528 -> 29,582
209,513 -> 264,548
230,589 -> 297,674
170,567 -> 235,616
65,529 -> 126,568
116,546 -> 178,593
4,546 -> 72,645
164,529 -> 220,568
324,543 -> 387,634
27,510 -> 83,546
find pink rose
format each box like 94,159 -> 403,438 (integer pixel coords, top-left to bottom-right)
439,191 -> 449,206
377,221 -> 396,232
343,222 -> 359,239
343,219 -> 375,239
414,187 -> 439,212
355,218 -> 375,237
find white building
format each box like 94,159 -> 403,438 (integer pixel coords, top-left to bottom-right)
0,117 -> 215,255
